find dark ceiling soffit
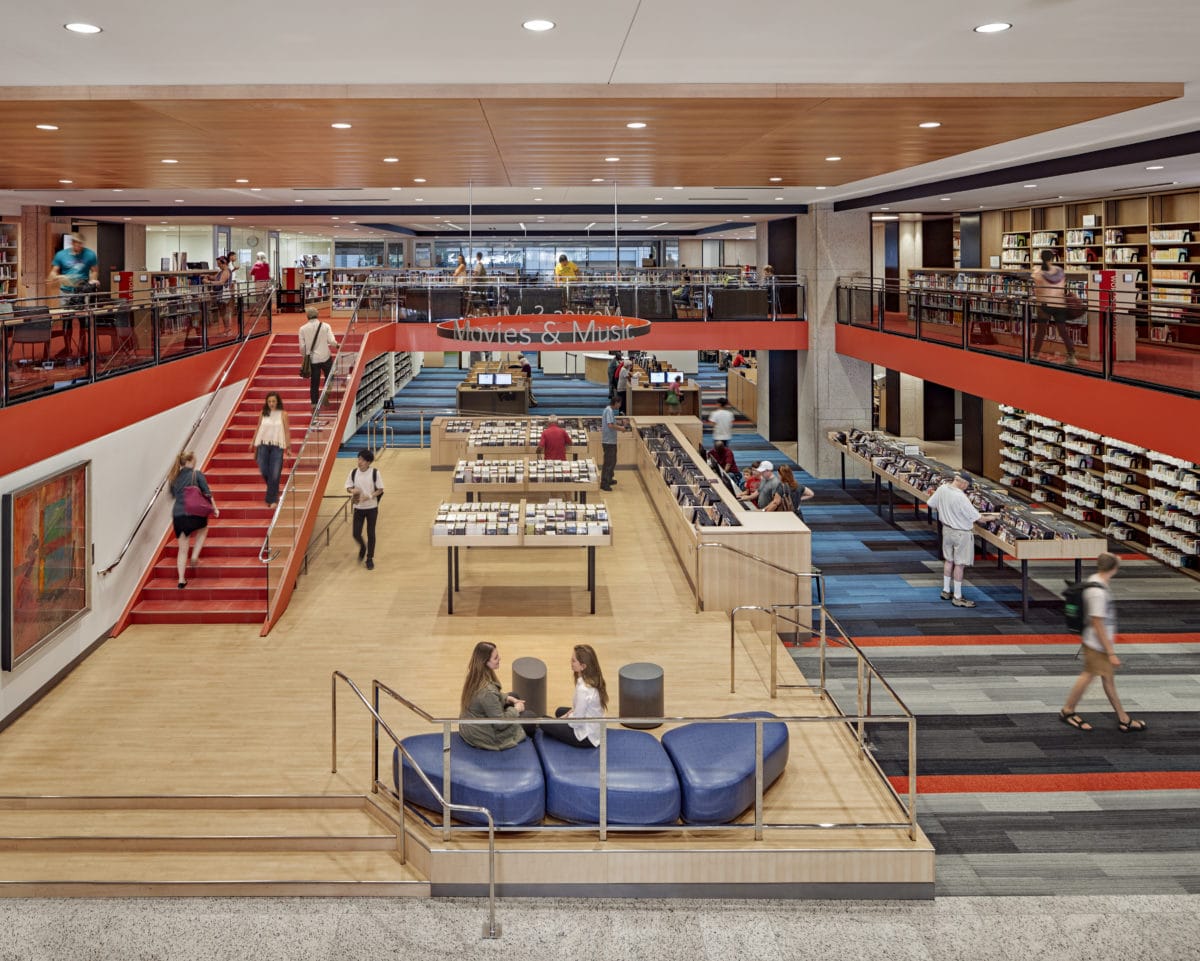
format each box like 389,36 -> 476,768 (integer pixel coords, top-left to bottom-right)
410,229 -> 725,239
361,223 -> 416,236
833,128 -> 1200,211
65,204 -> 808,218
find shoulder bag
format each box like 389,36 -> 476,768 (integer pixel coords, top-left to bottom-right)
299,324 -> 321,379
182,469 -> 215,518
1064,292 -> 1087,320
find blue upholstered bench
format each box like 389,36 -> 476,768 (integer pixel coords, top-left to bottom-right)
534,728 -> 681,825
394,732 -> 545,827
661,711 -> 789,824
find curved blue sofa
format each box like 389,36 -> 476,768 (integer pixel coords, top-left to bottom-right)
661,711 -> 789,824
393,733 -> 545,827
534,728 -> 681,825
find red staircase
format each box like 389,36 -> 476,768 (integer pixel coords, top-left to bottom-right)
125,336 -> 315,625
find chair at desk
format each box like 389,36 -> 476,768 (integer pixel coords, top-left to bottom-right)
8,308 -> 54,363
94,306 -> 139,363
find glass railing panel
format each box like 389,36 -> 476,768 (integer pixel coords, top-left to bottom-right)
94,303 -> 156,379
882,287 -> 914,336
155,296 -> 206,362
966,299 -> 1024,359
1111,303 -> 1200,394
916,292 -> 965,347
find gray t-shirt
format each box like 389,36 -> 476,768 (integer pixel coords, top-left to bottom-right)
756,475 -> 782,510
601,405 -> 619,444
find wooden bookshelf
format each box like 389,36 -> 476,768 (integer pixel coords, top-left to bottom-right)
0,220 -> 19,301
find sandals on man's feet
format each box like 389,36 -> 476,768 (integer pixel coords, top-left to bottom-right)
1059,709 -> 1092,731
1118,717 -> 1147,733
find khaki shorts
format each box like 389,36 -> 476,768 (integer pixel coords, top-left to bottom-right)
942,527 -> 975,566
1082,646 -> 1114,678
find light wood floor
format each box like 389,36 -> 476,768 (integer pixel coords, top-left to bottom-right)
0,449 -> 926,852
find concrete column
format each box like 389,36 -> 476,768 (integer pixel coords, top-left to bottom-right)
124,223 -> 147,270
796,207 -> 874,479
19,205 -> 55,299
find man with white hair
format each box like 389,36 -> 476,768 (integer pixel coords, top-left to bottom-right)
927,473 -> 997,609
537,415 -> 570,461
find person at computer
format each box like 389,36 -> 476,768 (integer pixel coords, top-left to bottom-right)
538,415 -> 570,461
708,439 -> 742,487
540,644 -> 609,749
520,357 -> 538,406
738,460 -> 781,509
616,358 -> 632,414
459,642 -> 526,751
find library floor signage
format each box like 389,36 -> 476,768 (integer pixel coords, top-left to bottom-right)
2,461 -> 91,671
436,315 -> 651,347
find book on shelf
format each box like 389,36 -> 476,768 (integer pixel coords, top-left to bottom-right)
1150,229 -> 1193,244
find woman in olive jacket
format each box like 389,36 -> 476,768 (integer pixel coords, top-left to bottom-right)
459,641 -> 526,750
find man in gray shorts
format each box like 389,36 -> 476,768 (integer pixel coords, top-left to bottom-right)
927,473 -> 997,609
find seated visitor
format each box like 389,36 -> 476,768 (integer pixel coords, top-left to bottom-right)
541,644 -> 609,749
459,641 -> 526,750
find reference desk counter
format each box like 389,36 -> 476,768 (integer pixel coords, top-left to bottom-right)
638,421 -> 810,621
826,430 -> 1107,619
725,368 -> 758,426
432,500 -> 612,614
623,382 -> 701,418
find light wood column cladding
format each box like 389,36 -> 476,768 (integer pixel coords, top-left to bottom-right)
726,367 -> 759,425
19,205 -> 55,299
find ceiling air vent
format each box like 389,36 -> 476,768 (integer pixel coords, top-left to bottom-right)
1113,182 -> 1176,192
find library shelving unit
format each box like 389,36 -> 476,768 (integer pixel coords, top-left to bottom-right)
331,268 -> 397,316
0,220 -> 19,301
149,270 -> 212,294
351,351 -> 418,430
277,267 -> 304,313
998,405 -> 1200,580
980,189 -> 1200,346
303,267 -> 331,310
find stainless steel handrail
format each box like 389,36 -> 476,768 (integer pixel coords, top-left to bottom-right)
694,540 -> 824,613
300,494 -> 354,572
369,681 -> 916,841
258,278 -> 376,565
332,671 -> 500,938
98,283 -> 277,576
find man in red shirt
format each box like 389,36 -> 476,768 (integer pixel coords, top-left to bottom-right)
538,415 -> 571,461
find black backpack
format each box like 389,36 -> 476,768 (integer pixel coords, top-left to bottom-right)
1063,579 -> 1106,633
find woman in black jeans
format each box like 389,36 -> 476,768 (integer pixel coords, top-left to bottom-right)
1032,250 -> 1077,365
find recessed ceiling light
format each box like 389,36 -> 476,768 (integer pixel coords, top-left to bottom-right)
974,22 -> 1012,33
161,159 -> 178,164
413,177 -> 426,183
918,122 -> 941,129
160,221 -> 168,225
58,179 -> 72,184
626,122 -> 646,129
415,198 -> 423,202
331,122 -> 352,130
769,177 -> 783,183
534,197 -> 543,201
605,157 -> 620,162
249,187 -> 262,192
940,197 -> 952,201
673,186 -> 683,190
814,186 -> 827,191
654,196 -> 663,201
531,186 -> 542,191
112,188 -> 123,192
825,156 -> 841,162
872,214 -> 899,221
742,215 -> 750,219
383,157 -> 399,163
174,199 -> 185,203
592,178 -> 605,183
523,19 -> 555,32
36,124 -> 59,131
54,199 -> 64,204
235,178 -> 249,184
391,187 -> 402,191
1024,184 -> 1038,188
295,199 -> 304,203
123,217 -> 131,221
1146,165 -> 1165,171
775,196 -> 784,201
641,215 -> 648,219
64,23 -> 102,34
331,216 -> 340,220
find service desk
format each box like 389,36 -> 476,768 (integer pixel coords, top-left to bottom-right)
456,384 -> 530,416
624,383 -> 701,417
584,352 -> 615,386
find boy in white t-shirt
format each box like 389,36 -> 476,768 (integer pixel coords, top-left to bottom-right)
346,450 -> 384,571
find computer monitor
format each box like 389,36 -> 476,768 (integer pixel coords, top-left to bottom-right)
667,372 -> 684,384
649,371 -> 667,385
494,372 -> 513,386
477,373 -> 495,386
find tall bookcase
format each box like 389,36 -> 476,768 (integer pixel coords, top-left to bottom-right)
350,351 -> 419,433
0,220 -> 21,301
998,405 -> 1199,579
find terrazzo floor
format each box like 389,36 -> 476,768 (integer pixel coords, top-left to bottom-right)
1,894 -> 1197,960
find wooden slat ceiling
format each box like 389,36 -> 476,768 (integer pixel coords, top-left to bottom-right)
0,86 -> 1180,192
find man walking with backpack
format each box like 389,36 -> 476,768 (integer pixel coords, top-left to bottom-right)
346,450 -> 384,571
1059,552 -> 1146,733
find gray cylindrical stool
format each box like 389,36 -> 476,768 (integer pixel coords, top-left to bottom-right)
511,657 -> 547,718
619,662 -> 664,729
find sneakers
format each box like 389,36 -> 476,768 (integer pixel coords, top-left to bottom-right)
951,597 -> 976,608
365,559 -> 375,571
940,590 -> 952,601
600,485 -> 613,492
357,544 -> 366,563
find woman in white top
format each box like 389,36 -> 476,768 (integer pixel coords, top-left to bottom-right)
249,391 -> 291,507
542,644 -> 609,749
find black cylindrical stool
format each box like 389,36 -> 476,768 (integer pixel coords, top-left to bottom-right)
619,661 -> 664,729
511,657 -> 547,717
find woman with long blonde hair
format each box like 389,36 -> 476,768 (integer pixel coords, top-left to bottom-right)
542,644 -> 608,748
168,450 -> 219,589
459,642 -> 526,751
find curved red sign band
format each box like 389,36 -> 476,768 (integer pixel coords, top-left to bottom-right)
435,314 -> 652,346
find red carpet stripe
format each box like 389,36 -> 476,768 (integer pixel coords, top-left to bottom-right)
888,772 -> 1200,794
834,633 -> 1200,648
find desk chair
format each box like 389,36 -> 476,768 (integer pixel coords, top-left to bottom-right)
10,310 -> 53,363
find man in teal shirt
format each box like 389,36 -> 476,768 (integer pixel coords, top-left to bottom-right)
48,233 -> 99,305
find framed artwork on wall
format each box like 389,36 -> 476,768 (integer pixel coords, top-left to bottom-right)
2,461 -> 91,671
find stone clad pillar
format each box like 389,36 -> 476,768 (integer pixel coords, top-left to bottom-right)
796,206 -> 874,479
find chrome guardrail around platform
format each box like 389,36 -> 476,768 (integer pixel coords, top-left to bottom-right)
332,672 -> 501,939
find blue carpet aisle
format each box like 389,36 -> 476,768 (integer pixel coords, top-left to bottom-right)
343,355 -> 1200,896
